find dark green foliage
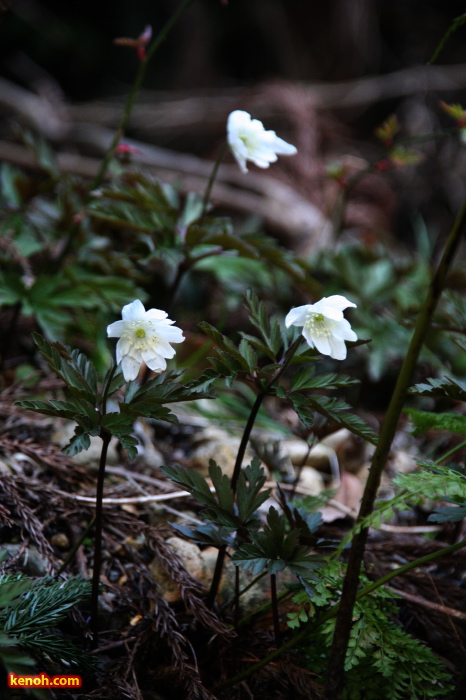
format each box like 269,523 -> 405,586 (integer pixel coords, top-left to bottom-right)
0,574 -> 95,678
405,407 -> 466,434
290,562 -> 452,699
232,506 -> 324,590
428,499 -> 466,522
409,374 -> 466,401
17,336 -> 214,459
395,462 -> 466,501
275,385 -> 378,443
170,522 -> 235,549
242,289 -> 285,360
162,457 -> 271,533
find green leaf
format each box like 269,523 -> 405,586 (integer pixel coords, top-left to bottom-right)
238,338 -> 258,373
239,331 -> 276,361
120,400 -> 178,424
428,502 -> 466,523
101,364 -> 126,399
198,321 -> 249,371
62,427 -> 91,456
236,456 -> 271,523
31,334 -> 97,404
289,367 -> 359,393
0,273 -> 25,306
244,289 -> 284,358
160,464 -> 217,507
208,460 -> 235,514
101,411 -> 135,436
409,375 -> 466,402
405,408 -> 466,435
118,434 -> 139,459
170,522 -> 234,548
232,506 -> 323,579
295,394 -> 378,444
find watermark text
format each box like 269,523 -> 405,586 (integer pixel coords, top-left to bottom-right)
8,672 -> 82,688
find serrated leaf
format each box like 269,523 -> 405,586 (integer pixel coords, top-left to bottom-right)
31,334 -> 97,404
231,544 -> 270,575
101,364 -> 126,399
290,367 -> 359,393
428,503 -> 466,523
198,321 -> 248,370
161,464 -> 216,507
170,522 -> 234,548
405,408 -> 466,435
118,434 -> 139,459
236,456 -> 271,522
244,289 -> 283,358
62,427 -> 91,456
296,394 -> 378,444
409,375 -> 466,401
122,401 -> 179,424
101,411 -> 134,435
239,331 -> 276,360
208,460 -> 235,513
238,338 -> 258,373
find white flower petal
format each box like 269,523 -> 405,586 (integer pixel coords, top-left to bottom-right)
328,337 -> 347,360
107,320 -> 127,337
122,299 -> 146,321
121,355 -> 141,382
142,351 -> 167,372
108,300 -> 185,380
288,295 -> 358,361
152,337 -> 176,359
312,334 -> 332,356
145,309 -> 168,320
285,305 -> 311,327
301,327 -> 316,348
318,303 -> 344,321
332,318 -> 358,342
156,325 -> 185,343
227,110 -> 296,174
324,295 -> 357,310
271,135 -> 298,156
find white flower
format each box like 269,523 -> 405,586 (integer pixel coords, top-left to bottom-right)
285,295 -> 357,361
107,300 -> 185,381
227,110 -> 297,173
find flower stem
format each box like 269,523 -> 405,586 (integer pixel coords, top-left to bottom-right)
91,0 -> 196,191
90,429 -> 111,647
270,573 -> 281,646
206,336 -> 303,607
201,142 -> 228,218
214,537 -> 466,692
323,195 -> 466,699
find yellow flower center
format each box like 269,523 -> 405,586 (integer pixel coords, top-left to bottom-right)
121,321 -> 158,353
305,311 -> 331,337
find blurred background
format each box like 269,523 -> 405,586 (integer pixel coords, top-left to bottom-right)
2,0 -> 466,229
3,0 -> 466,392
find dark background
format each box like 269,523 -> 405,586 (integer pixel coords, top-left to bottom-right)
2,1 -> 466,101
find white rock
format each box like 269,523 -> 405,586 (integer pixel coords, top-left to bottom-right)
296,466 -> 325,495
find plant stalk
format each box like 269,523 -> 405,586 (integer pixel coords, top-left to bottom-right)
206,336 -> 303,607
323,195 -> 466,699
90,430 -> 111,647
201,141 -> 228,218
91,0 -> 195,191
270,573 -> 281,646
